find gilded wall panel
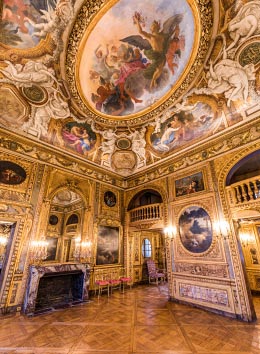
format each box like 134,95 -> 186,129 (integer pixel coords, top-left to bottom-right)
173,278 -> 236,315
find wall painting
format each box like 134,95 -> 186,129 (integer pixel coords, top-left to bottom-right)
175,171 -> 205,197
0,161 -> 26,185
179,206 -> 212,253
96,225 -> 119,265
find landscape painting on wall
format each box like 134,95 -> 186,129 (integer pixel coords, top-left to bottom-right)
96,226 -> 119,265
179,206 -> 212,253
175,171 -> 205,197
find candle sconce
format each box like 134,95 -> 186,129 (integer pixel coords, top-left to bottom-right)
29,238 -> 48,265
239,231 -> 253,247
73,237 -> 92,263
214,220 -> 230,240
164,225 -> 177,240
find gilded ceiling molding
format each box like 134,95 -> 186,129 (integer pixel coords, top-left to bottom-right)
66,0 -> 213,127
0,129 -> 125,188
126,118 -> 260,187
0,36 -> 54,63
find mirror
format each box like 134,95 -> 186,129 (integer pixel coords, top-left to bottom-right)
45,189 -> 83,263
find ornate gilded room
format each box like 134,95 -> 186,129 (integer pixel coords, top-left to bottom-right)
1,0 -> 260,352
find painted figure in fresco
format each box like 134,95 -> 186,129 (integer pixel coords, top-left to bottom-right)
91,44 -> 146,115
62,124 -> 96,155
153,114 -> 183,152
187,180 -> 199,194
122,11 -> 184,90
2,0 -> 31,34
89,9 -> 185,116
160,116 -> 181,144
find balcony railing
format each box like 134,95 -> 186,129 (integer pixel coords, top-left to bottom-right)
226,176 -> 260,206
129,203 -> 163,223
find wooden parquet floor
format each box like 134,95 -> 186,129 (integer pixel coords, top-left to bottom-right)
0,284 -> 260,354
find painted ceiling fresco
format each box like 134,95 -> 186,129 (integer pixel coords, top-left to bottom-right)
78,0 -> 195,117
1,0 -> 58,48
0,0 -> 260,177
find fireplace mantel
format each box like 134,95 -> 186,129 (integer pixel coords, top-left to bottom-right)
24,263 -> 90,315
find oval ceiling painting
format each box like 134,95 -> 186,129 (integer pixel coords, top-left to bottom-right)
78,0 -> 197,118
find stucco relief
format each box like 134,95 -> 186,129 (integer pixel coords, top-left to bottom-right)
178,283 -> 230,308
0,60 -> 70,138
175,263 -> 229,278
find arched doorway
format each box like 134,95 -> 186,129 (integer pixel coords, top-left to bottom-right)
126,189 -> 166,284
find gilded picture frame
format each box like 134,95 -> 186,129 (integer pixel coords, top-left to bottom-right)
175,171 -> 205,198
96,225 -> 119,265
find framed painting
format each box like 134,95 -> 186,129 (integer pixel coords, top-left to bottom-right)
0,161 -> 26,185
179,206 -> 212,253
175,171 -> 205,197
104,191 -> 117,207
96,226 -> 119,265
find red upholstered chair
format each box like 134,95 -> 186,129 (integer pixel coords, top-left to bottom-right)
119,268 -> 132,293
94,269 -> 110,297
146,259 -> 166,285
109,269 -> 121,294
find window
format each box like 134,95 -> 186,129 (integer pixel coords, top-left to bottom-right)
142,238 -> 152,258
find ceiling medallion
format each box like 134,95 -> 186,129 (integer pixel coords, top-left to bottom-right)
116,137 -> 132,150
21,85 -> 48,106
66,0 -> 213,127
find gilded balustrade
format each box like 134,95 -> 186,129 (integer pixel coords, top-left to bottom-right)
226,176 -> 260,206
129,203 -> 162,223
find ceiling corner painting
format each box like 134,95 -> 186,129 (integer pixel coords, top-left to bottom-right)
1,0 -> 57,48
78,0 -> 197,118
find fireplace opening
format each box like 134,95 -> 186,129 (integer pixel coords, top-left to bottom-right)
35,270 -> 84,313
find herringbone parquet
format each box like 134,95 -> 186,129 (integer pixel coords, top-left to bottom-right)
0,284 -> 260,354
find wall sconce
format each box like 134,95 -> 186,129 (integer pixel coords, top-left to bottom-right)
74,237 -> 92,263
73,237 -> 81,261
80,240 -> 92,262
164,225 -> 177,240
0,235 -> 8,246
29,238 -> 48,264
239,232 -> 253,247
214,220 -> 230,240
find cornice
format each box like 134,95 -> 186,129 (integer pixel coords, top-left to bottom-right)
0,127 -> 125,189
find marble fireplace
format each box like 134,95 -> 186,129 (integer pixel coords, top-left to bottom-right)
24,263 -> 90,315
